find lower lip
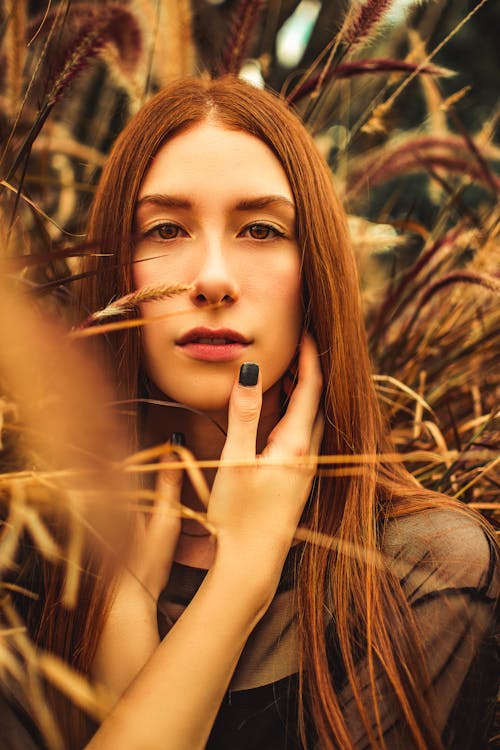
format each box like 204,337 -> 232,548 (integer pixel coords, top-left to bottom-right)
178,342 -> 249,362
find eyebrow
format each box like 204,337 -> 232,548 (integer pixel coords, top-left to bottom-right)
135,194 -> 295,213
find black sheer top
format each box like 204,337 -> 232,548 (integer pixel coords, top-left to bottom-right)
1,508 -> 499,749
160,509 -> 499,749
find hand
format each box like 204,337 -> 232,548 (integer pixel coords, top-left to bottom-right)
208,333 -> 323,594
130,447 -> 183,601
92,448 -> 182,697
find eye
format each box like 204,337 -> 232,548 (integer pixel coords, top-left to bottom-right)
242,223 -> 285,240
145,223 -> 187,240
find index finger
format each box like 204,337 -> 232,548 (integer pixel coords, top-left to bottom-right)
221,363 -> 263,461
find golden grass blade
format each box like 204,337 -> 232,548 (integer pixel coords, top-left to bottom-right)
70,305 -> 199,338
0,179 -> 83,237
421,421 -> 450,460
1,600 -> 65,750
37,653 -> 113,721
373,374 -> 434,415
126,450 -> 459,474
62,513 -> 84,609
17,503 -> 61,562
0,504 -> 23,573
83,283 -> 193,325
124,441 -> 210,508
454,455 -> 500,499
0,640 -> 24,682
4,0 -> 27,118
374,0 -> 490,120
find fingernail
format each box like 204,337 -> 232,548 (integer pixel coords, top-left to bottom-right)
170,432 -> 185,446
239,363 -> 259,387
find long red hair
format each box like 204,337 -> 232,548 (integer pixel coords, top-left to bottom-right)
73,76 -> 467,748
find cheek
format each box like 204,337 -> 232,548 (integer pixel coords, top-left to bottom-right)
268,255 -> 302,321
254,259 -> 303,387
133,253 -> 189,289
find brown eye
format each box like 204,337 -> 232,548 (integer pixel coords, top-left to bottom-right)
155,223 -> 181,240
246,223 -> 282,240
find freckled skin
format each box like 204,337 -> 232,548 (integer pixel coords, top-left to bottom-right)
134,123 -> 303,417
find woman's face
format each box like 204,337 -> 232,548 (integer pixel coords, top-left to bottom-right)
133,121 -> 302,414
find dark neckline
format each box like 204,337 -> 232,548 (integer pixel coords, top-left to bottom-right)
164,542 -> 304,606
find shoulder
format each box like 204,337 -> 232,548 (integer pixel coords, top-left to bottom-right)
382,506 -> 499,603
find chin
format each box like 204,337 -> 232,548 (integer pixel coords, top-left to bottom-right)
155,381 -> 234,416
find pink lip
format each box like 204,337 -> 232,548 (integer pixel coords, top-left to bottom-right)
176,327 -> 251,362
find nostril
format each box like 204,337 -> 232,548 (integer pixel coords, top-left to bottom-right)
193,291 -> 234,306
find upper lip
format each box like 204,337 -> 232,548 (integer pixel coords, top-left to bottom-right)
176,327 -> 251,345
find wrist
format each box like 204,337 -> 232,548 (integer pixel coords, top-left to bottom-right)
212,536 -> 290,613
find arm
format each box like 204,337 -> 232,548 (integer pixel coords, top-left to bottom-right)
87,334 -> 323,750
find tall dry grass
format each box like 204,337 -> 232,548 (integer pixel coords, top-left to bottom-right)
0,1 -> 498,746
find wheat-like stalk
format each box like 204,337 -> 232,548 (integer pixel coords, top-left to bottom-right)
288,58 -> 452,105
80,283 -> 193,327
4,0 -> 27,118
220,0 -> 266,75
342,0 -> 395,50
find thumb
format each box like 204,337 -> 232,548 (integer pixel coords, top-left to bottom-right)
222,363 -> 262,461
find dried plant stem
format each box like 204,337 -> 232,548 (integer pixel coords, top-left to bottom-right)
125,450 -> 459,474
342,0 -> 394,51
220,0 -> 266,74
0,1 -> 62,174
161,0 -> 195,81
80,283 -> 193,327
372,374 -> 434,415
376,0 -> 490,120
4,0 -> 27,118
70,304 -> 212,339
288,59 -> 451,104
37,652 -> 113,721
369,225 -> 464,345
454,455 -> 500,499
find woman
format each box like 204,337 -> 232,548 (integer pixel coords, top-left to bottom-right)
4,76 -> 498,750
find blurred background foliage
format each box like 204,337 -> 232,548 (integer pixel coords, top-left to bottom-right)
0,0 -> 498,517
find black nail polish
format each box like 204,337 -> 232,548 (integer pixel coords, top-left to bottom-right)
239,363 -> 259,387
170,432 -> 185,446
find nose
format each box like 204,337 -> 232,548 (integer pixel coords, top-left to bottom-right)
189,244 -> 240,308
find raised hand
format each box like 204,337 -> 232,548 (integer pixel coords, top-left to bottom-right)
209,333 -> 323,598
87,334 -> 323,749
91,446 -> 183,699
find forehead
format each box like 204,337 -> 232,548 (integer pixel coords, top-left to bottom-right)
138,122 -> 293,201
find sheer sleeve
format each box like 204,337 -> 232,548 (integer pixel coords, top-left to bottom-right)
336,510 -> 499,750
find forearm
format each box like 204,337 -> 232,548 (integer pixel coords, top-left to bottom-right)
91,582 -> 160,702
86,553 -> 277,750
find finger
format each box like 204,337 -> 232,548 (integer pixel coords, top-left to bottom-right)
280,349 -> 299,402
148,436 -> 184,555
264,334 -> 322,457
142,433 -> 183,596
310,410 -> 325,457
222,362 -> 262,461
155,434 -> 184,511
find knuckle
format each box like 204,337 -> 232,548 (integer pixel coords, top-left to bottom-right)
157,470 -> 181,489
232,390 -> 261,424
236,403 -> 260,424
293,441 -> 310,457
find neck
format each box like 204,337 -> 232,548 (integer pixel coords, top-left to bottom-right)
142,381 -> 283,567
